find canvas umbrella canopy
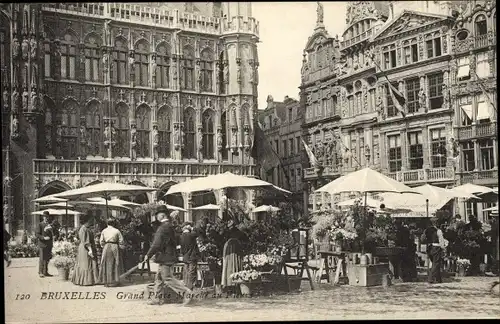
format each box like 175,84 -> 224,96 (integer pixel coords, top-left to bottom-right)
41,202 -> 75,209
191,204 -> 220,210
452,183 -> 498,203
54,182 -> 155,218
336,197 -> 387,209
72,199 -> 132,211
157,201 -> 187,212
165,171 -> 291,195
88,197 -> 141,207
33,194 -> 67,203
32,208 -> 82,216
252,205 -> 281,213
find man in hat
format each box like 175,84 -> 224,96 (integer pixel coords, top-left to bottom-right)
422,217 -> 446,284
180,222 -> 200,290
145,205 -> 193,305
36,211 -> 54,277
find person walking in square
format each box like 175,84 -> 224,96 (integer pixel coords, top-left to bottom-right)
99,218 -> 125,287
36,211 -> 54,277
72,211 -> 99,286
145,206 -> 193,306
180,222 -> 200,290
423,217 -> 446,284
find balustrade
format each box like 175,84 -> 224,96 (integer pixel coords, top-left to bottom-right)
340,28 -> 373,49
459,169 -> 498,185
458,122 -> 496,140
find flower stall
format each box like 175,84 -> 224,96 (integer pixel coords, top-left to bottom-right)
51,241 -> 77,280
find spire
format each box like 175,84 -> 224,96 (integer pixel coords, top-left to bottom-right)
316,2 -> 325,28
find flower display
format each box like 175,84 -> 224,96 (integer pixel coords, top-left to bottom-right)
229,269 -> 262,282
456,258 -> 471,269
243,253 -> 282,269
52,255 -> 75,269
52,241 -> 77,258
8,241 -> 39,258
328,228 -> 358,242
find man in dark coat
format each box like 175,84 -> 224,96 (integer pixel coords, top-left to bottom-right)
422,217 -> 445,284
36,211 -> 54,277
145,206 -> 193,305
180,222 -> 200,290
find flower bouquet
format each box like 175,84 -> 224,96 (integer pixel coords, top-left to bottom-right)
52,255 -> 75,281
52,241 -> 77,258
243,253 -> 282,272
229,269 -> 262,283
456,258 -> 471,277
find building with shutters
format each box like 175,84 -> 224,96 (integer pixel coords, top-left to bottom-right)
0,2 -> 260,234
300,1 -> 483,215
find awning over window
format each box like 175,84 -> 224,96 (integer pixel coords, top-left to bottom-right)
457,64 -> 470,79
461,104 -> 473,119
477,102 -> 491,120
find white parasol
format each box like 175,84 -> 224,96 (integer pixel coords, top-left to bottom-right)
252,205 -> 281,213
157,201 -> 187,212
88,197 -> 141,207
165,171 -> 291,195
54,182 -> 155,218
41,202 -> 75,209
33,194 -> 67,203
32,209 -> 82,216
191,204 -> 221,210
336,197 -> 387,209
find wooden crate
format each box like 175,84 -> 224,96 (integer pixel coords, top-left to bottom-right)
346,263 -> 390,287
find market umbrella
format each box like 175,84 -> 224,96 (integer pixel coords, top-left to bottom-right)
33,194 -> 67,203
41,202 -> 75,209
315,167 -> 420,253
157,200 -> 187,212
252,205 -> 281,213
191,204 -> 220,210
32,209 -> 82,216
54,182 -> 156,219
88,197 -> 141,207
72,199 -> 132,211
336,197 -> 387,209
483,205 -> 499,213
165,171 -> 291,195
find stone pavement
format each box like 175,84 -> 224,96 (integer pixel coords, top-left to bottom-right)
5,258 -> 500,323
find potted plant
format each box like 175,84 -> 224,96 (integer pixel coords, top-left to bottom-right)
52,255 -> 75,280
456,258 -> 470,277
229,269 -> 262,296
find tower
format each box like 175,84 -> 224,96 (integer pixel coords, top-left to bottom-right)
220,2 -> 259,165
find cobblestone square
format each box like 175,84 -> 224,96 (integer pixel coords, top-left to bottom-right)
5,258 -> 499,323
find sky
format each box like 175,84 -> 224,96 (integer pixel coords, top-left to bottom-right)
252,2 -> 348,109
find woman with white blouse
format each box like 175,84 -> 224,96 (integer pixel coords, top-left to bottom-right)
98,218 -> 125,287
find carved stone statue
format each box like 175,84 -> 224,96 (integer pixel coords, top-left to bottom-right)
79,121 -> 88,159
12,36 -> 20,59
223,62 -> 229,84
102,52 -> 109,71
45,126 -> 52,152
30,88 -> 38,111
103,122 -> 111,146
418,88 -> 426,111
230,127 -> 238,149
237,64 -> 241,83
249,63 -> 254,84
196,65 -> 202,88
173,124 -> 181,150
12,88 -> 19,112
254,65 -> 259,85
104,19 -> 111,45
173,63 -> 178,80
152,125 -> 159,160
316,2 -> 324,24
55,123 -> 63,144
197,126 -> 203,152
243,126 -> 251,150
128,55 -> 135,74
151,55 -> 157,78
2,89 -> 9,111
21,38 -> 29,61
22,88 -> 29,111
216,128 -> 223,151
11,115 -> 20,140
130,124 -> 138,160
30,36 -> 37,61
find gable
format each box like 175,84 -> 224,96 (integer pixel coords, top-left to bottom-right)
373,11 -> 451,41
304,29 -> 333,52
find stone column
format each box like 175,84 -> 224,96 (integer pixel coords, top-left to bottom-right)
493,138 -> 498,170
472,139 -> 479,171
422,126 -> 430,169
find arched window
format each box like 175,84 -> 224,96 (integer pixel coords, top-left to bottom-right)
86,101 -> 102,156
84,35 -> 100,82
61,33 -> 77,80
221,111 -> 228,160
135,105 -> 151,158
183,108 -> 196,158
200,49 -> 214,92
114,104 -> 129,157
156,44 -> 170,88
202,109 -> 215,159
134,40 -> 149,87
112,39 -> 128,85
157,106 -> 171,158
56,100 -> 79,159
183,46 -> 195,90
475,14 -> 487,36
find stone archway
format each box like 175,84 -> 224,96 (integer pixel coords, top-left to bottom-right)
37,180 -> 73,229
125,180 -> 150,204
157,181 -> 184,207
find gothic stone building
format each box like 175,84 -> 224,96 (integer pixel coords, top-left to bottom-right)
450,0 -> 497,221
301,1 -> 475,215
1,2 -> 260,234
258,95 -> 304,216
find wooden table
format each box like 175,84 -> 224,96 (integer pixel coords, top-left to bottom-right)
317,250 -> 348,284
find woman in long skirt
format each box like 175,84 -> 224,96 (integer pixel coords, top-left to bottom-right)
71,211 -> 99,286
221,220 -> 247,290
98,218 -> 125,287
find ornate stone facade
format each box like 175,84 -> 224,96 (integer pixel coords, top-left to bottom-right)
1,3 -> 260,233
